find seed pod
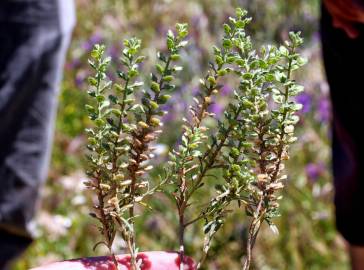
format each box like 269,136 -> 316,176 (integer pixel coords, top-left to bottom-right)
204,96 -> 212,104
115,84 -> 124,93
158,95 -> 171,104
281,151 -> 289,160
257,174 -> 268,182
151,81 -> 160,93
138,121 -> 149,129
149,101 -> 159,110
135,196 -> 143,202
267,182 -> 284,191
135,170 -> 145,176
129,159 -> 137,165
134,138 -> 143,148
120,179 -> 132,186
108,197 -> 118,207
144,134 -> 155,142
200,126 -> 208,132
171,54 -> 180,61
88,137 -> 97,145
95,118 -> 105,127
144,165 -> 153,171
100,184 -> 111,191
113,173 -> 125,181
163,75 -> 174,82
150,117 -> 160,127
136,181 -> 148,188
208,76 -> 216,85
217,69 -> 227,76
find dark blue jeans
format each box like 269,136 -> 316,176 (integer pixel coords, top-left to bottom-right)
321,4 -> 364,246
0,0 -> 75,268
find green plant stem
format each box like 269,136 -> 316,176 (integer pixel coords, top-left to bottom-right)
128,187 -> 138,270
188,103 -> 244,201
242,45 -> 295,270
93,59 -> 120,269
111,78 -> 130,173
178,102 -> 243,270
197,252 -> 208,269
112,253 -> 119,270
179,212 -> 185,270
125,56 -> 173,270
270,48 -> 294,183
243,199 -> 264,270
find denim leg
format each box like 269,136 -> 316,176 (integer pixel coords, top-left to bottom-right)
0,19 -> 73,270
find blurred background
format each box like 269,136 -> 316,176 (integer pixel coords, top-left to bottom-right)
11,0 -> 346,269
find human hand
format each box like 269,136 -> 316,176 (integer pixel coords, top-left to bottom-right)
30,251 -> 195,270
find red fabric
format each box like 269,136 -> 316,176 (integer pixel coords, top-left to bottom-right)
324,0 -> 364,38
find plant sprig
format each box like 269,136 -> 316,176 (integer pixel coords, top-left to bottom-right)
84,8 -> 306,270
168,8 -> 252,270
167,8 -> 306,270
85,24 -> 189,270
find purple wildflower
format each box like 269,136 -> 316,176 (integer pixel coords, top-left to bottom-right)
75,70 -> 89,87
161,104 -> 176,123
107,44 -> 120,60
65,57 -> 81,71
305,162 -> 325,182
296,93 -> 312,114
191,86 -> 200,96
317,97 -> 331,123
107,70 -> 116,82
210,102 -> 224,118
221,85 -> 233,96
